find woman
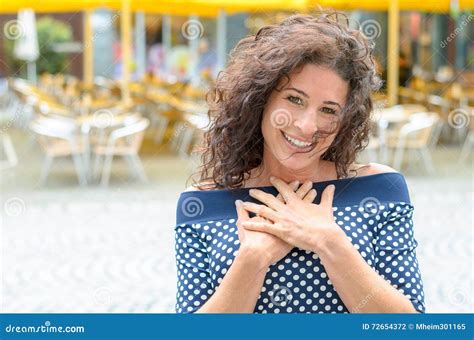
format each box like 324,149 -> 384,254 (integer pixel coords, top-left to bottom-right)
174,12 -> 425,314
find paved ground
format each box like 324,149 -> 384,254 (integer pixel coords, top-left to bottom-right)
1,129 -> 472,313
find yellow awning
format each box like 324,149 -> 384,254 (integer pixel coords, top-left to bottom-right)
0,0 -> 472,14
0,0 -> 309,15
317,0 -> 474,13
132,0 -> 310,16
0,1 -> 112,13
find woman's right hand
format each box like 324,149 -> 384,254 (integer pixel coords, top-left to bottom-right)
235,180 -> 316,267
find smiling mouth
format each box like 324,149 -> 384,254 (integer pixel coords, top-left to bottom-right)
280,130 -> 315,150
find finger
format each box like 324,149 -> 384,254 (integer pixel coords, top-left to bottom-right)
270,176 -> 298,203
241,201 -> 280,222
320,184 -> 335,207
295,180 -> 313,200
253,216 -> 268,223
241,220 -> 285,241
249,189 -> 285,211
235,200 -> 249,222
235,200 -> 248,241
303,188 -> 317,203
277,180 -> 299,202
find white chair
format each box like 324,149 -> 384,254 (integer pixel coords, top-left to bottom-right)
92,117 -> 150,187
0,133 -> 18,170
459,131 -> 474,163
8,78 -> 36,129
392,104 -> 428,115
426,94 -> 459,143
170,120 -> 198,159
387,112 -> 441,174
29,116 -> 88,186
459,109 -> 474,163
0,80 -> 18,170
151,112 -> 169,145
170,113 -> 209,159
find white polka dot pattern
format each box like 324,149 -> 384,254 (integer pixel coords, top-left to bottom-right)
175,202 -> 426,313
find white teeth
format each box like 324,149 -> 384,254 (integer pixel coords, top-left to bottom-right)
282,132 -> 313,148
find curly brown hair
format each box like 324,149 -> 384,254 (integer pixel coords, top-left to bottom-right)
194,11 -> 382,190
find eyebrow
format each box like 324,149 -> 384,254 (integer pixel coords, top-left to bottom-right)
284,87 -> 342,109
284,87 -> 309,98
323,101 -> 342,109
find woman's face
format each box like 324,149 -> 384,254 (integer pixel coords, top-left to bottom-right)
261,63 -> 349,172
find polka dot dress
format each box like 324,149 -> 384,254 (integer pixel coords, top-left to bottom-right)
174,173 -> 426,313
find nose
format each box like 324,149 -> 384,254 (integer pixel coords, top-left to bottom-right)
293,110 -> 318,140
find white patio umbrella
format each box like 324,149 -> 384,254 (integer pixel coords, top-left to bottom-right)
13,9 -> 39,83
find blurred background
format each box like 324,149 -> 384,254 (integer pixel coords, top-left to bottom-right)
0,0 -> 472,313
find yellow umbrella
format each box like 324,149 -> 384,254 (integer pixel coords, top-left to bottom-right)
1,0 -> 472,14
0,0 -> 308,15
0,1 -> 114,13
2,0 -> 472,105
131,0 -> 474,14
317,0 -> 473,13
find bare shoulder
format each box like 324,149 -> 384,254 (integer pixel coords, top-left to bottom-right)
351,162 -> 399,177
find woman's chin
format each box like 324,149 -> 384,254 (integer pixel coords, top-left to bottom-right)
275,152 -> 314,171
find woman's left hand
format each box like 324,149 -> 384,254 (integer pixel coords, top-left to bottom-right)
241,176 -> 345,253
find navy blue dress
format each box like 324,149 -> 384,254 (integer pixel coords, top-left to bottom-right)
174,173 -> 426,313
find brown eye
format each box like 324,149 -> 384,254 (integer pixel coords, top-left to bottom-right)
286,95 -> 303,105
320,107 -> 336,115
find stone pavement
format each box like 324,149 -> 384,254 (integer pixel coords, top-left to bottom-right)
1,131 -> 472,313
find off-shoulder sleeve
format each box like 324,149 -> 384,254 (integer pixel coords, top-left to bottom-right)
174,222 -> 214,313
374,201 -> 426,313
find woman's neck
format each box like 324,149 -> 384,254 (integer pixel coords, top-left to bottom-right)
245,152 -> 335,188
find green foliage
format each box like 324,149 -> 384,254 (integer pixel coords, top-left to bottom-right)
3,16 -> 73,76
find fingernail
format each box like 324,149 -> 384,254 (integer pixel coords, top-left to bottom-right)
270,176 -> 275,181
235,200 -> 242,206
249,189 -> 255,194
